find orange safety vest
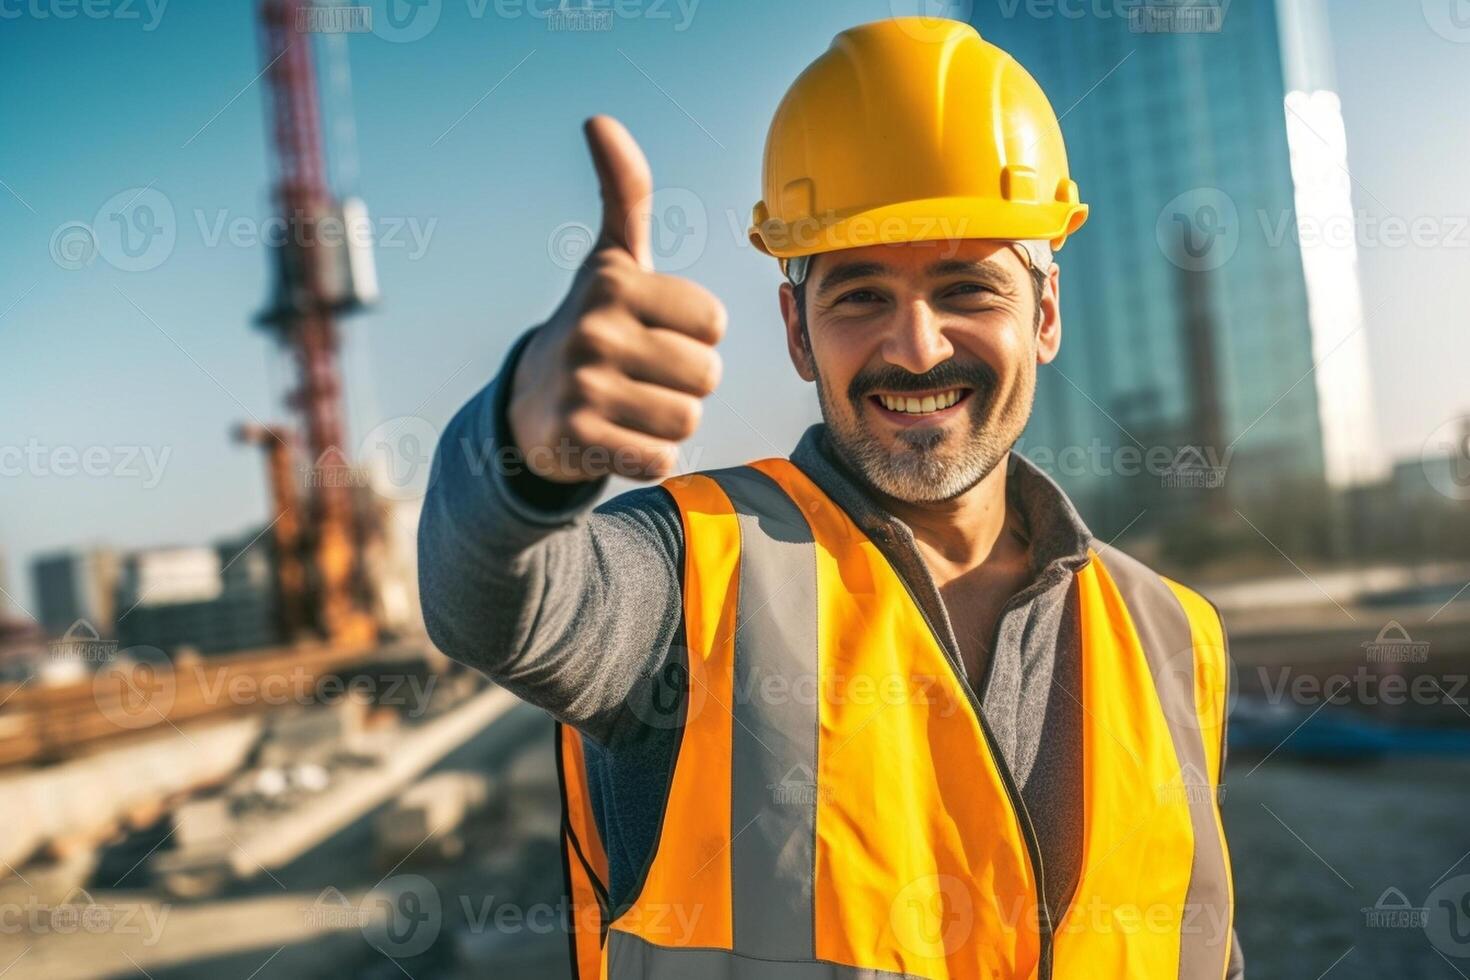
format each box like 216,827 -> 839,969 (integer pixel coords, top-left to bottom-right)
557,459 -> 1234,979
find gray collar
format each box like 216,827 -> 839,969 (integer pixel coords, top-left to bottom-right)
786,423 -> 1094,679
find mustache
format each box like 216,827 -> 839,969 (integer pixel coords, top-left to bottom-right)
847,359 -> 997,404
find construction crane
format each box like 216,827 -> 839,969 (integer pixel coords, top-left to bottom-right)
246,0 -> 379,650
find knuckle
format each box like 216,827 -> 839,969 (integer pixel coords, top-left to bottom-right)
568,314 -> 621,364
671,396 -> 702,439
566,364 -> 604,406
563,407 -> 601,446
704,295 -> 729,342
588,265 -> 634,308
691,349 -> 722,396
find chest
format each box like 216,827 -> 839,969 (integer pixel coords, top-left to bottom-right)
936,559 -> 1036,689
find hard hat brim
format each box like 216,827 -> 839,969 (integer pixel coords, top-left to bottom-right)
749,196 -> 1089,260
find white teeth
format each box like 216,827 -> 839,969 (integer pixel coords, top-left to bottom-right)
878,389 -> 964,414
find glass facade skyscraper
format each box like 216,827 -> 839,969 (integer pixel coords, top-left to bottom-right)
976,0 -> 1380,537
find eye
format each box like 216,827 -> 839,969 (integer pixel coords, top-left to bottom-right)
943,282 -> 997,299
835,288 -> 885,306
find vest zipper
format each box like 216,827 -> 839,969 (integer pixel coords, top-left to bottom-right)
887,572 -> 1054,980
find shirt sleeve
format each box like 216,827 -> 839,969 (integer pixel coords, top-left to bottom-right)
416,330 -> 686,746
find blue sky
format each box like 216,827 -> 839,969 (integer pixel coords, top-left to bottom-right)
2,0 -> 1467,615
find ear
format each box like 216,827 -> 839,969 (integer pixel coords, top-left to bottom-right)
779,281 -> 816,382
1035,263 -> 1062,366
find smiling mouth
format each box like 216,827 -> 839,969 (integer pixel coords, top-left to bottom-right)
870,387 -> 972,417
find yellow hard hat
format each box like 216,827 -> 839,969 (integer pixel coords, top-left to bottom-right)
749,18 -> 1088,275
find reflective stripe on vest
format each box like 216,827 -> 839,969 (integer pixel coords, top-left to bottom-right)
559,460 -> 1233,980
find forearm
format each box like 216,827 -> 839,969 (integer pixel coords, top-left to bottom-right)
417,335 -> 685,744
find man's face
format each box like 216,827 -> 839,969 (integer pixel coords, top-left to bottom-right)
779,239 -> 1061,504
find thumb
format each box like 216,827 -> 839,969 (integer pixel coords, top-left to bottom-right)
584,115 -> 653,271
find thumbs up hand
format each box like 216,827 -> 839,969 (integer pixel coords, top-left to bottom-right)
507,116 -> 727,483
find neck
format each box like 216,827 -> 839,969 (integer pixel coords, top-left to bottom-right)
870,457 -> 1020,571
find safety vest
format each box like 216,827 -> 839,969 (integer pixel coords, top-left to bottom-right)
557,459 -> 1234,980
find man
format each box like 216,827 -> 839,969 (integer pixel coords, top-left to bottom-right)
419,17 -> 1242,979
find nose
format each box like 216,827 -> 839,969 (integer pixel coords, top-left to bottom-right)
881,297 -> 954,376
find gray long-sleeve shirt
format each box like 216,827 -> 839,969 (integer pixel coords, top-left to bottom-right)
418,336 -> 1242,974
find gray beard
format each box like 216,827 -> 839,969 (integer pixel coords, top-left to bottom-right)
814,376 -> 1012,504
